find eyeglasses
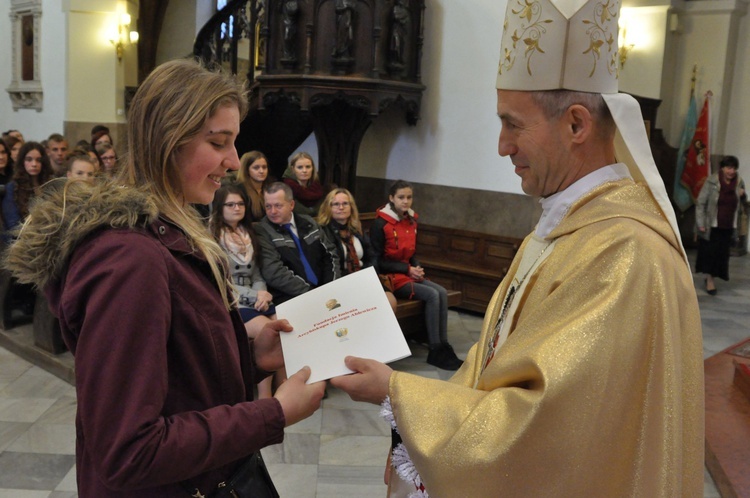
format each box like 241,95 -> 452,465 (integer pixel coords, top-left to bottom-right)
331,202 -> 350,208
224,202 -> 246,208
101,155 -> 116,162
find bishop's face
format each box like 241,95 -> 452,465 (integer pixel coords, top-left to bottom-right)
497,90 -> 569,198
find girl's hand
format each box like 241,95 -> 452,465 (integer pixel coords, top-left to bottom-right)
408,265 -> 425,281
274,367 -> 326,426
254,319 -> 292,371
254,290 -> 273,311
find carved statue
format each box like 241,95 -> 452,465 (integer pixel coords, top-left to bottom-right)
255,0 -> 267,66
389,0 -> 409,68
332,0 -> 356,60
282,0 -> 299,61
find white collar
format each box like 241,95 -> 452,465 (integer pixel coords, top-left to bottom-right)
535,163 -> 631,238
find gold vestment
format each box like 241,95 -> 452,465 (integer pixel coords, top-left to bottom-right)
390,180 -> 704,497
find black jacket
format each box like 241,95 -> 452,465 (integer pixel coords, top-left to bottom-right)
254,214 -> 340,303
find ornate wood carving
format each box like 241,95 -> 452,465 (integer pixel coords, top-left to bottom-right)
195,0 -> 426,193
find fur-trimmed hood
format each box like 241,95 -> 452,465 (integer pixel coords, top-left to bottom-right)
4,178 -> 159,289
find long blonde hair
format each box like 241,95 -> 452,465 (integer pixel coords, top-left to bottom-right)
287,151 -> 319,184
317,188 -> 362,235
118,59 -> 248,310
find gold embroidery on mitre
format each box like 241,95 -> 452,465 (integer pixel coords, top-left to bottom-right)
582,0 -> 619,78
498,0 -> 554,76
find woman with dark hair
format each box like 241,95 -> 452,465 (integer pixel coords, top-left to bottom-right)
211,184 -> 282,399
91,128 -> 113,148
2,141 -> 54,234
4,59 -> 324,497
0,139 -> 13,186
318,187 -> 398,311
210,185 -> 276,336
696,155 -> 746,295
370,179 -> 463,370
282,151 -> 325,216
237,150 -> 271,220
4,135 -> 22,163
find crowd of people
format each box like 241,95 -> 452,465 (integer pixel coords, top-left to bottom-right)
1,120 -> 464,373
1,127 -> 120,239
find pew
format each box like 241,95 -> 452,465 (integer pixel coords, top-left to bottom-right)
0,269 -> 35,331
360,213 -> 522,314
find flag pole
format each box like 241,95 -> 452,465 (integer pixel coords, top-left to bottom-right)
690,64 -> 697,98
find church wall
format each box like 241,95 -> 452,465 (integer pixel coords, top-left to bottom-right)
356,0 -> 521,196
665,1 -> 748,167
0,0 -> 67,142
156,1 -> 200,65
723,7 -> 749,166
617,6 -> 670,101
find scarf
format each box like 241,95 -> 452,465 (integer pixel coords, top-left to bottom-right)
220,225 -> 254,265
336,222 -> 362,274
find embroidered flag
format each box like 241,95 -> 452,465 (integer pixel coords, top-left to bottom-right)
673,94 -> 698,212
680,95 -> 711,203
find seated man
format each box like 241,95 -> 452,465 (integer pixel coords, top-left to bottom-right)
255,181 -> 340,303
46,134 -> 69,177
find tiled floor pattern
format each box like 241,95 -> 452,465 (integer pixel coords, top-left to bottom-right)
1,249 -> 747,497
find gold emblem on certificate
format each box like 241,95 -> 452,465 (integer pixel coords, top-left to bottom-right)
326,299 -> 342,311
335,328 -> 348,340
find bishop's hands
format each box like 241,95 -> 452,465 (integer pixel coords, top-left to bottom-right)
330,356 -> 393,405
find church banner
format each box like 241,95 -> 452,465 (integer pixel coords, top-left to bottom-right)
673,95 -> 698,212
680,95 -> 711,203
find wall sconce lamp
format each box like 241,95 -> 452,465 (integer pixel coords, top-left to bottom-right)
618,24 -> 636,68
109,13 -> 138,63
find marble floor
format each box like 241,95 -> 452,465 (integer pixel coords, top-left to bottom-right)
1,249 -> 748,497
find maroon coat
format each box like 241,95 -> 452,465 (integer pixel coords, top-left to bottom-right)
283,177 -> 325,208
45,218 -> 285,497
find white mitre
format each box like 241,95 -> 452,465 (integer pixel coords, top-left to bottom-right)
496,0 -> 687,263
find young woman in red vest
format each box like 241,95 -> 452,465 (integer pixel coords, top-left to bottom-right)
370,179 -> 463,370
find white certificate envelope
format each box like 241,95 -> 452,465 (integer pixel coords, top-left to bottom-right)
277,267 -> 411,383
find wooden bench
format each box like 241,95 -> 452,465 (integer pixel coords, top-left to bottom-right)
0,269 -> 35,331
361,213 -> 522,314
415,224 -> 521,313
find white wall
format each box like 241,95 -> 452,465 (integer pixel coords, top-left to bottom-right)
357,0 -> 520,194
665,1 -> 747,155
0,0 -> 68,141
66,0 -> 133,124
723,5 -> 749,167
618,6 -> 670,100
